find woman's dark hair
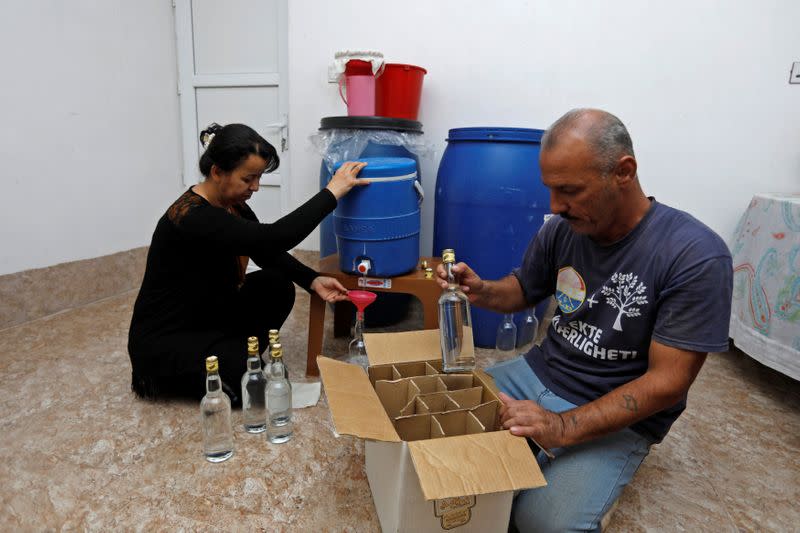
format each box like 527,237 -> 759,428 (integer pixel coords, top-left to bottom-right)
198,123 -> 280,177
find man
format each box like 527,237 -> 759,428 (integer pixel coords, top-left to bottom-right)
437,109 -> 732,532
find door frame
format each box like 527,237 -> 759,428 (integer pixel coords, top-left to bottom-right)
173,0 -> 290,215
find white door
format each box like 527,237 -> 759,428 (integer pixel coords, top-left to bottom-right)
174,0 -> 289,223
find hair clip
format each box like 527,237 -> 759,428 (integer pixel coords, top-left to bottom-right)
200,131 -> 216,149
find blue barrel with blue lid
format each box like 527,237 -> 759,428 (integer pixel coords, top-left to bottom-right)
318,116 -> 424,258
433,127 -> 549,347
333,156 -> 422,277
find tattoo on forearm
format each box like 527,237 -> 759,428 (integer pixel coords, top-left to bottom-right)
570,414 -> 578,428
622,394 -> 639,413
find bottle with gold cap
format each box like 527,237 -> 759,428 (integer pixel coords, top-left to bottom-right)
263,329 -> 290,382
241,336 -> 267,433
263,329 -> 279,367
265,343 -> 293,444
200,355 -> 234,462
438,248 -> 476,372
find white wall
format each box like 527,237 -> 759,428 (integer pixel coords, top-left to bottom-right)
3,1 -> 796,275
288,0 -> 800,255
0,1 -> 182,276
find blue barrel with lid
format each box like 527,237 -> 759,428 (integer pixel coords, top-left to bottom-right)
318,116 -> 424,258
333,157 -> 422,276
433,127 -> 549,347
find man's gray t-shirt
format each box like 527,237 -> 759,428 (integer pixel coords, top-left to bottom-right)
513,199 -> 732,441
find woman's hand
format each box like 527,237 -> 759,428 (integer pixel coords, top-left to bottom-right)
326,161 -> 369,200
310,276 -> 350,303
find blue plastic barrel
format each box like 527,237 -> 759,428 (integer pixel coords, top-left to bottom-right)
318,116 -> 424,327
333,157 -> 421,276
432,127 -> 549,347
318,116 -> 423,257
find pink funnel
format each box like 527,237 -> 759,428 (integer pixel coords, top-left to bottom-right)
348,290 -> 377,313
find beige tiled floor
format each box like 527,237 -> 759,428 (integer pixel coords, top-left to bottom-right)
1,253 -> 798,531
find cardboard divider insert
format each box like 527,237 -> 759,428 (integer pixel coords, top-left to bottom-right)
398,387 -> 485,417
374,374 -> 476,419
430,411 -> 484,439
394,400 -> 499,442
368,361 -> 440,386
367,359 -> 508,445
432,401 -> 499,437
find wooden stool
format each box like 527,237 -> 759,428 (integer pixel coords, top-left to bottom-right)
306,254 -> 441,376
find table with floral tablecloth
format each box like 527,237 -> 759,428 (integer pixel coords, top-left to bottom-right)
729,193 -> 800,380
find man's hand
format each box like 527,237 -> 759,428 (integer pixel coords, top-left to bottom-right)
497,342 -> 708,449
435,261 -> 485,301
310,276 -> 349,302
435,262 -> 527,313
498,392 -> 566,449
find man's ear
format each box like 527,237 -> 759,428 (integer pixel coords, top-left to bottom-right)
614,155 -> 637,187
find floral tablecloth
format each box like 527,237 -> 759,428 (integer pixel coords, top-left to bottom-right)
730,193 -> 800,380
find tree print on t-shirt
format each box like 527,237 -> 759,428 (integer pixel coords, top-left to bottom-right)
601,273 -> 648,331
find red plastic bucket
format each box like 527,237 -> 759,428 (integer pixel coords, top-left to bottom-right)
375,64 -> 427,121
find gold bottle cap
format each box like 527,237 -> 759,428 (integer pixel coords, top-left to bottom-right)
205,356 -> 219,372
268,329 -> 279,336
424,267 -> 434,279
271,342 -> 283,359
442,249 -> 456,264
247,336 -> 259,356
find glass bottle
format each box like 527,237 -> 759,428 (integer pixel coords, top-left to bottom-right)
348,309 -> 369,368
517,307 -> 540,353
200,355 -> 234,462
496,313 -> 518,353
438,249 -> 476,372
266,343 -> 293,444
263,329 -> 290,382
262,329 -> 279,368
241,336 -> 267,433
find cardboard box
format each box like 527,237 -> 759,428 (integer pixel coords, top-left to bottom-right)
319,329 -> 546,532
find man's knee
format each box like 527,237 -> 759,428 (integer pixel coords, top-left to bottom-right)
512,488 -> 601,533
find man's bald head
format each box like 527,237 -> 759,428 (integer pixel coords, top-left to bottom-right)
541,109 -> 635,174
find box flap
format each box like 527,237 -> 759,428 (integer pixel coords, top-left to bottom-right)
364,329 -> 442,366
317,356 -> 400,442
407,431 -> 546,500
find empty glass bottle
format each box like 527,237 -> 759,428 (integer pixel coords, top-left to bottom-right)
438,249 -> 476,373
517,308 -> 540,353
348,309 -> 369,368
496,313 -> 518,353
200,356 -> 234,462
266,343 -> 293,444
241,336 -> 267,433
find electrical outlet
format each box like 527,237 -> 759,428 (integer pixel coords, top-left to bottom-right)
328,63 -> 340,84
790,62 -> 800,84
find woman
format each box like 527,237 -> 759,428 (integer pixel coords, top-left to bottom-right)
128,122 -> 367,403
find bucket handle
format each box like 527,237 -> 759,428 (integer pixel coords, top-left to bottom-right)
338,77 -> 348,106
414,180 -> 425,205
339,61 -> 383,105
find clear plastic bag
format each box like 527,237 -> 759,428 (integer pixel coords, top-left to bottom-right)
309,128 -> 435,176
